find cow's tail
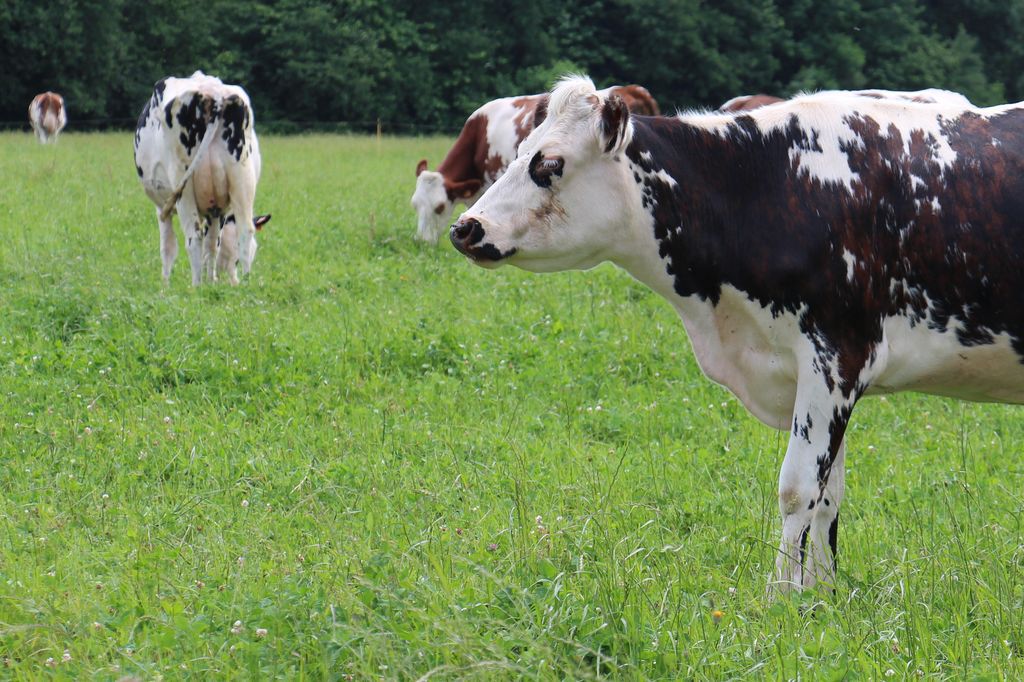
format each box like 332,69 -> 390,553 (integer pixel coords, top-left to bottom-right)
160,96 -> 225,221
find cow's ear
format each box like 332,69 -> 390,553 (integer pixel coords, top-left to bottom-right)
447,179 -> 482,200
254,214 -> 271,231
533,95 -> 549,127
599,94 -> 631,154
416,159 -> 428,177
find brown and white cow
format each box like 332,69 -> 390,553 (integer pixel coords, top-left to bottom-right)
719,89 -> 970,113
412,85 -> 660,244
718,94 -> 784,112
451,76 -> 1024,593
28,92 -> 66,143
134,71 -> 269,285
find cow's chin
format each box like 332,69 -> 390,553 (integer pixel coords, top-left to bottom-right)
457,242 -> 518,269
484,246 -> 598,273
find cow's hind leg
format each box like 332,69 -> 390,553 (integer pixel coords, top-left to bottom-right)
177,199 -> 205,286
202,216 -> 218,283
158,208 -> 178,286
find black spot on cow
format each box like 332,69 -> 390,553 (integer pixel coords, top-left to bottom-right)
220,95 -> 250,161
828,513 -> 839,569
175,93 -> 208,157
798,524 -> 810,574
136,164 -> 143,178
476,243 -> 517,261
135,80 -> 168,148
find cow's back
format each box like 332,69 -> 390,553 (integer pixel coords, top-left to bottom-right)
134,73 -> 259,210
635,95 -> 1024,406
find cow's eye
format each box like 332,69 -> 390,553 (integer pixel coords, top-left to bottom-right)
529,152 -> 564,188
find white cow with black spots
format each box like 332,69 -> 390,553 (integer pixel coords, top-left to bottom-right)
134,71 -> 270,286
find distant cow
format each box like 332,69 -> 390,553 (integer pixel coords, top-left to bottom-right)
134,71 -> 270,285
412,85 -> 660,244
28,92 -> 66,143
451,76 -> 1024,593
719,94 -> 784,112
719,89 -> 970,113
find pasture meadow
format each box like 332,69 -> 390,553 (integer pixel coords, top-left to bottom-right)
1,132 -> 1023,680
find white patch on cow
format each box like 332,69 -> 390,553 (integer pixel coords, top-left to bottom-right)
652,169 -> 677,188
485,102 -> 525,180
872,318 -> 1024,404
842,249 -> 857,283
682,89 -> 981,192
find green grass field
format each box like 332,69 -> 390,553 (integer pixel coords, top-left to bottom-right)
1,132 -> 1023,680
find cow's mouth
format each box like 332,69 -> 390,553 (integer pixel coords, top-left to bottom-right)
449,219 -> 517,264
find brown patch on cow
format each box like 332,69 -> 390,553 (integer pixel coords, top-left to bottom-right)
416,159 -> 428,176
434,94 -> 548,203
530,195 -> 567,225
30,91 -> 65,135
719,94 -> 784,112
447,178 -> 481,200
610,85 -> 661,116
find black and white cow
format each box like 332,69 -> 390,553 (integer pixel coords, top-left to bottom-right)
134,71 -> 270,285
451,76 -> 1024,592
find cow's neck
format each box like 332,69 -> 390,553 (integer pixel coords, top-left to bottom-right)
437,115 -> 487,188
612,115 -> 803,428
617,115 -> 767,304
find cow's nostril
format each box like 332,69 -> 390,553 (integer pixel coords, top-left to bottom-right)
452,218 -> 480,241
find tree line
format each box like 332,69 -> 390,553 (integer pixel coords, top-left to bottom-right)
2,0 -> 1021,133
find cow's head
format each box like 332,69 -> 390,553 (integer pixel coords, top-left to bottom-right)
216,214 -> 270,281
411,160 -> 480,245
450,77 -> 633,272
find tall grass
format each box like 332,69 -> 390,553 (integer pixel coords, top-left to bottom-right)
0,132 -> 1022,679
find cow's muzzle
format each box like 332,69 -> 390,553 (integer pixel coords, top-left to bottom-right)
450,217 -> 484,252
449,218 -> 517,263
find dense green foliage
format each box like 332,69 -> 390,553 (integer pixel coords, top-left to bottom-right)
2,1 -> 1022,132
2,132 -> 1024,678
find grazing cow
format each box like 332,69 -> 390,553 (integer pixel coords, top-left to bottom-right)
28,92 -> 66,143
412,85 -> 660,244
134,71 -> 270,285
719,94 -> 784,112
451,76 -> 1024,593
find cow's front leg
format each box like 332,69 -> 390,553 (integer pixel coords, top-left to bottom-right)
773,380 -> 856,594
